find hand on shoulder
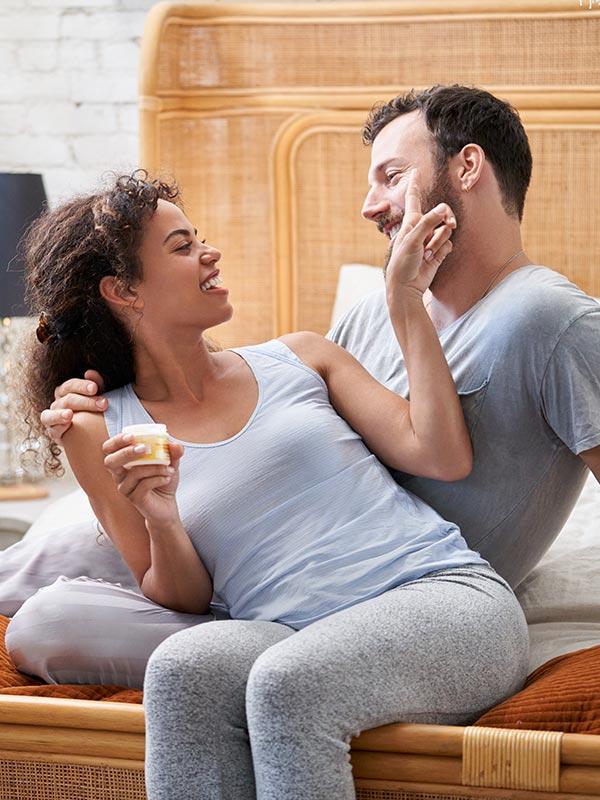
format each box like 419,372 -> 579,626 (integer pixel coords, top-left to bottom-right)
40,369 -> 106,443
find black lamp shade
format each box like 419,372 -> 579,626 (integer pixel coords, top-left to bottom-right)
0,173 -> 48,317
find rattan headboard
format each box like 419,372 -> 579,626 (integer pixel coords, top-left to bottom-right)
140,1 -> 600,347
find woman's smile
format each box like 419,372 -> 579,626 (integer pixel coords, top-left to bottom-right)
199,270 -> 229,296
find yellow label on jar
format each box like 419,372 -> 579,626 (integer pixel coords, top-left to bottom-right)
132,434 -> 170,464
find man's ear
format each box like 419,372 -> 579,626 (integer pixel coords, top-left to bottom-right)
99,275 -> 143,312
455,143 -> 485,191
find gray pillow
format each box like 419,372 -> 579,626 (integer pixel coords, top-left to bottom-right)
0,489 -> 139,617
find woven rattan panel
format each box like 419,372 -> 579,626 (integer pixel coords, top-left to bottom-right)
0,759 -> 145,800
289,123 -> 600,335
156,112 -> 291,346
355,791 -> 513,800
292,127 -> 382,334
156,16 -> 598,92
523,127 -> 600,297
142,4 -> 600,342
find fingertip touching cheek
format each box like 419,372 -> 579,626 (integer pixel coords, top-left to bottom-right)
362,111 -> 437,229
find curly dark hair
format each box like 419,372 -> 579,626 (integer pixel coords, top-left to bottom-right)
20,170 -> 215,475
363,85 -> 532,222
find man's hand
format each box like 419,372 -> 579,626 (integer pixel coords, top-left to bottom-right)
41,369 -> 107,443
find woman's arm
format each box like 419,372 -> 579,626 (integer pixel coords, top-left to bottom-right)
282,174 -> 471,481
63,412 -> 213,613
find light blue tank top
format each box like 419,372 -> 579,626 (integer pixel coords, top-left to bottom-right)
104,339 -> 486,628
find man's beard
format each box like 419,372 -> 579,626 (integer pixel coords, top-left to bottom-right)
383,163 -> 465,289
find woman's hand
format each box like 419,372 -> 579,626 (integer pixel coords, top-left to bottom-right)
102,433 -> 185,528
385,169 -> 457,297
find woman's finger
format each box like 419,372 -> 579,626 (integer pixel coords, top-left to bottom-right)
102,431 -> 140,455
114,463 -> 174,483
119,474 -> 172,500
104,443 -> 154,472
429,239 -> 453,268
41,408 -> 73,441
423,223 -> 454,261
116,466 -> 173,496
167,442 -> 184,467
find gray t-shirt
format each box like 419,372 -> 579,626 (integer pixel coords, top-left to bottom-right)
328,265 -> 600,587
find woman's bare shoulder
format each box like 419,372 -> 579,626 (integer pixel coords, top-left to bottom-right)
62,411 -> 110,486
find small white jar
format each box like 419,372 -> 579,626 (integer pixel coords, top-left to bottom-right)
122,423 -> 171,469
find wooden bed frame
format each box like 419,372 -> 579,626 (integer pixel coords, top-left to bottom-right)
2,2 -> 599,798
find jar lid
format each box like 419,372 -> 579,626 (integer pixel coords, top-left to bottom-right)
122,423 -> 168,435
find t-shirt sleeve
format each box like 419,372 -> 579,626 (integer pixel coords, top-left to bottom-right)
540,308 -> 600,455
326,289 -> 387,350
326,304 -> 354,345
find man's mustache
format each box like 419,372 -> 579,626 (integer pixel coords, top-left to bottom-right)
376,212 -> 403,235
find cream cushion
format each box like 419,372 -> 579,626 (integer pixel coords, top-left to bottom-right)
330,264 -> 384,328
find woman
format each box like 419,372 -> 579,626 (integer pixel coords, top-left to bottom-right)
7,171 -> 528,800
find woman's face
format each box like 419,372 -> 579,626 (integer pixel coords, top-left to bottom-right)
134,199 -> 233,334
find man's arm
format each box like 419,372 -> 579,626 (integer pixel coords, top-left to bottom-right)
580,444 -> 600,482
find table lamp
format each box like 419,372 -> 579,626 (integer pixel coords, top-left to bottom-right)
0,173 -> 48,493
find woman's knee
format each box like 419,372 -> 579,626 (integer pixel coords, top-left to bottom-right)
145,621 -> 228,696
145,619 -> 294,715
147,619 -> 291,687
6,577 -> 88,682
246,644 -> 323,730
6,575 -> 183,687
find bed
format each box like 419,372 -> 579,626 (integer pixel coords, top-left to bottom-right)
1,1 -> 599,798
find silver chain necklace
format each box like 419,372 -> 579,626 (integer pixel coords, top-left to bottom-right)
425,248 -> 526,311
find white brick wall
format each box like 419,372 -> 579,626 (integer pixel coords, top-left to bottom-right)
0,0 -> 156,206
2,0 -> 333,470
0,0 -> 326,207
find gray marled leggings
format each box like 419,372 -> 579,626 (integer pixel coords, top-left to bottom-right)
143,565 -> 528,800
7,566 -> 528,799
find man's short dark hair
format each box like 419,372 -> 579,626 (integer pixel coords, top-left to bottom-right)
363,85 -> 532,222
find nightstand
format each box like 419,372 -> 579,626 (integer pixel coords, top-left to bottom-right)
0,472 -> 80,550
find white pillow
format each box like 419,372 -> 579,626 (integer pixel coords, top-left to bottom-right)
330,270 -> 598,329
0,488 -> 138,617
516,470 -> 600,672
23,487 -> 94,540
330,263 -> 383,328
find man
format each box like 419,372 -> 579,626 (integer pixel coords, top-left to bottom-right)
42,85 -> 600,588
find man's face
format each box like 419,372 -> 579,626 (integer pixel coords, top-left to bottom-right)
362,110 -> 465,284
